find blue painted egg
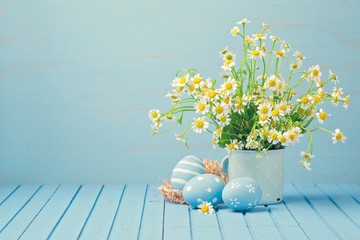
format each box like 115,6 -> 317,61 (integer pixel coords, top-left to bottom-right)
182,174 -> 225,208
222,177 -> 262,211
171,155 -> 205,191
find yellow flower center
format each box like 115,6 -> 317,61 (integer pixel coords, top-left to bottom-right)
189,84 -> 195,92
271,133 -> 278,140
236,104 -> 243,110
307,109 -> 313,117
256,33 -> 264,38
289,134 -> 295,141
232,29 -> 238,35
228,143 -> 234,150
303,154 -> 310,159
291,64 -> 299,69
261,106 -> 269,114
260,115 -> 267,121
297,54 -> 304,60
336,133 -> 343,140
221,49 -> 227,54
264,130 -> 270,137
194,77 -> 201,84
272,122 -> 277,128
212,138 -> 215,144
237,98 -> 242,104
269,79 -> 276,87
224,98 -> 230,104
278,82 -> 282,89
152,112 -> 158,118
216,128 -> 221,135
320,112 -> 327,120
180,77 -> 186,84
290,91 -> 296,95
272,109 -> 279,116
272,36 -> 279,41
312,69 -> 319,77
196,120 -> 204,128
301,97 -> 309,104
276,50 -> 283,56
335,89 -> 341,95
220,115 -> 226,122
171,95 -> 178,99
224,60 -> 231,65
280,136 -> 286,143
166,115 -> 174,120
313,96 -> 320,102
208,91 -> 216,98
268,101 -> 274,105
345,97 -> 349,105
318,81 -> 324,87
280,105 -> 286,111
256,98 -> 264,103
155,118 -> 160,123
320,91 -> 325,97
261,45 -> 266,52
252,50 -> 260,56
201,205 -> 209,213
215,106 -> 224,114
225,82 -> 233,90
226,55 -> 233,61
198,103 -> 205,110
245,39 -> 253,44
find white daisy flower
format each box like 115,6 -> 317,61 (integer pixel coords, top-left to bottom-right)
270,35 -> 280,41
293,51 -> 306,62
219,46 -> 228,56
218,114 -> 230,126
175,133 -> 185,142
213,127 -> 222,138
171,74 -> 189,87
268,129 -> 280,144
317,88 -> 326,98
264,75 -> 279,91
279,132 -> 290,146
220,78 -> 238,94
233,97 -> 245,114
231,26 -> 240,36
148,109 -> 160,122
316,108 -> 330,124
281,41 -> 291,52
290,61 -> 302,71
308,65 -> 322,82
332,129 -> 347,144
223,51 -> 236,62
343,95 -> 350,110
166,91 -> 181,101
329,70 -> 339,85
237,18 -> 250,25
297,95 -> 313,109
200,77 -> 213,90
315,80 -> 324,88
221,60 -> 235,71
225,140 -> 236,152
278,100 -> 291,115
252,33 -> 267,40
212,137 -> 219,150
165,115 -> 176,121
213,102 -> 230,118
245,36 -> 255,44
271,106 -> 281,121
259,114 -> 270,126
194,101 -> 209,114
191,73 -> 203,88
248,47 -> 266,60
204,90 -> 219,102
299,160 -> 311,171
274,49 -> 285,58
257,103 -> 272,116
332,87 -> 344,97
300,151 -> 314,160
191,117 -> 209,134
197,201 -> 214,214
262,22 -> 270,32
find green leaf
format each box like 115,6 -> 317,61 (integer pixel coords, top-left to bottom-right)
178,112 -> 184,124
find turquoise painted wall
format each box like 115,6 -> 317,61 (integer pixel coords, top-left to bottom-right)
0,0 -> 359,184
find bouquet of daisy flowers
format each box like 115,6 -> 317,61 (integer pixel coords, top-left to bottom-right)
148,19 -> 349,170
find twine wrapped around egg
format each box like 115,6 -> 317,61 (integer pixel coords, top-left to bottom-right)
158,158 -> 228,204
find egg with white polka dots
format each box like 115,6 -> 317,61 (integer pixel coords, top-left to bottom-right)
171,155 -> 206,191
222,177 -> 262,211
182,174 -> 225,208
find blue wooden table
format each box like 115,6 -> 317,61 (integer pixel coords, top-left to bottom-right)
0,184 -> 359,239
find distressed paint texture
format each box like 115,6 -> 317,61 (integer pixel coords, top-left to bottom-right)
0,0 -> 359,183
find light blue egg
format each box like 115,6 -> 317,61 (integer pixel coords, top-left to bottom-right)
222,177 -> 262,211
171,155 -> 205,191
183,174 -> 225,208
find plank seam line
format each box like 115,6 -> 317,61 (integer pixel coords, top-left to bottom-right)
266,206 -> 288,240
282,201 -> 310,240
214,207 -> 225,240
162,199 -> 165,240
242,211 -> 256,240
17,185 -> 61,240
0,185 -> 43,233
46,185 -> 83,239
188,207 -> 193,240
337,184 -> 360,205
137,185 -> 149,240
315,184 -> 360,230
77,185 -> 104,239
293,184 -> 342,240
0,185 -> 20,206
106,185 -> 126,240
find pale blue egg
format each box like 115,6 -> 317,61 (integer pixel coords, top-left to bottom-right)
182,174 -> 225,208
171,155 -> 205,191
222,177 -> 262,211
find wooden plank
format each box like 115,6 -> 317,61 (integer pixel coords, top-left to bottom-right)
317,184 -> 360,228
0,185 -> 41,231
216,204 -> 253,240
19,185 -> 81,240
138,184 -> 164,240
0,185 -> 59,239
267,203 -> 308,240
295,184 -> 360,239
244,206 -> 283,240
0,185 -> 19,206
338,184 -> 360,203
163,201 -> 191,240
108,184 -> 147,240
189,207 -> 222,240
49,185 -> 103,240
78,184 -> 124,240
